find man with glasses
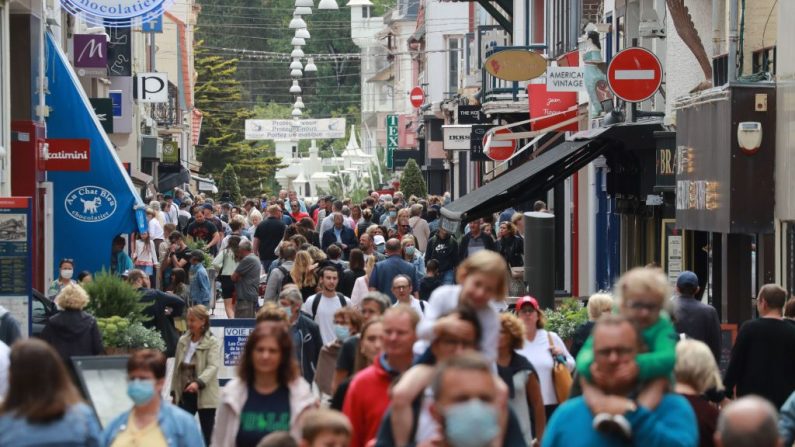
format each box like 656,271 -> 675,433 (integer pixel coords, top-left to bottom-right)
391,274 -> 425,316
543,315 -> 698,446
369,239 -> 419,303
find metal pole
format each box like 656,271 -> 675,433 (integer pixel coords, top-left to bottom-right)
524,211 -> 556,309
150,31 -> 156,71
728,0 -> 738,81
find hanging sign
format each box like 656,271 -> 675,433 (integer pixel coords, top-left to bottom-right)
484,49 -> 546,82
528,84 -> 579,132
73,34 -> 108,76
45,139 -> 91,172
386,115 -> 398,169
89,98 -> 115,134
134,73 -> 169,103
546,67 -> 585,92
60,0 -> 176,28
106,27 -> 132,77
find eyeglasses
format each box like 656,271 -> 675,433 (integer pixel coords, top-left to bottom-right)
625,300 -> 661,312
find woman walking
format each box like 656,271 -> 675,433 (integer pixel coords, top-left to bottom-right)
291,250 -> 319,301
133,231 -> 159,287
41,284 -> 104,366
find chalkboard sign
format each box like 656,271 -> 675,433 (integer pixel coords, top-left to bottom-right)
719,323 -> 738,375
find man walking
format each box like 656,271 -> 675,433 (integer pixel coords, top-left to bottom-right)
253,205 -> 286,271
672,271 -> 721,361
232,240 -> 261,318
459,218 -> 497,259
425,228 -> 459,285
302,267 -> 351,344
391,275 -> 425,316
263,243 -> 296,302
717,396 -> 781,447
278,286 -> 323,385
369,239 -> 419,303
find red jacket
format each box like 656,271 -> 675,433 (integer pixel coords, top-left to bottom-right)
291,211 -> 310,222
342,356 -> 395,447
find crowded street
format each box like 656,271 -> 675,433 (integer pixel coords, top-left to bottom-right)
0,0 -> 792,446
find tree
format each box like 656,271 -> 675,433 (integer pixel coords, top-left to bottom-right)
219,164 -> 242,204
399,159 -> 427,199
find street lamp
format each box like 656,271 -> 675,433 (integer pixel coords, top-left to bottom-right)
304,58 -> 318,72
290,59 -> 303,70
290,80 -> 302,93
291,37 -> 306,46
291,47 -> 305,59
291,68 -> 303,78
318,0 -> 339,9
295,28 -> 310,39
292,107 -> 303,117
294,96 -> 305,108
288,14 -> 307,29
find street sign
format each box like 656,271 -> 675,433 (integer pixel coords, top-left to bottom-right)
469,124 -> 493,162
409,87 -> 425,108
386,115 -> 398,169
484,49 -> 546,81
607,47 -> 663,103
483,128 -> 516,161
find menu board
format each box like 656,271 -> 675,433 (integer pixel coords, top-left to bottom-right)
0,197 -> 32,335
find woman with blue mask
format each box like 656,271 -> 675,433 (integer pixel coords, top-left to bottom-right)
314,307 -> 363,397
102,350 -> 204,447
400,235 -> 426,279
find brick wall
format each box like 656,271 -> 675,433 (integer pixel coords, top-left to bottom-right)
582,0 -> 602,26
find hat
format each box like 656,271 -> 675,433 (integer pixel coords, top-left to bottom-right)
202,203 -> 214,211
374,235 -> 386,245
676,271 -> 699,289
190,250 -> 205,261
164,192 -> 173,199
515,296 -> 540,312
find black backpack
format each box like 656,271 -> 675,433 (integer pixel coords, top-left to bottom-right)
310,292 -> 348,320
277,266 -> 294,290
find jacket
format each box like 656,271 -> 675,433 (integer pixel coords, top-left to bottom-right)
0,402 -> 102,447
0,305 -> 22,346
672,295 -> 721,361
321,226 -> 358,256
497,235 -> 524,267
212,376 -> 317,445
343,355 -> 398,447
292,314 -> 323,384
189,264 -> 211,305
102,400 -> 205,447
425,235 -> 459,272
171,332 -> 221,410
458,232 -> 498,260
40,310 -> 104,361
408,216 -> 431,253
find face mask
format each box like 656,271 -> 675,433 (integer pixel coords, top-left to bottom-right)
405,246 -> 415,257
61,269 -> 74,280
334,324 -> 351,342
389,211 -> 397,218
443,399 -> 499,447
127,379 -> 156,406
281,306 -> 293,319
376,244 -> 386,254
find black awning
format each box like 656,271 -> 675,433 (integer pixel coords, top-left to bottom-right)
157,166 -> 191,192
441,137 -> 610,224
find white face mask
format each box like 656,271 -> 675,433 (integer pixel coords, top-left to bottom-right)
61,269 -> 74,280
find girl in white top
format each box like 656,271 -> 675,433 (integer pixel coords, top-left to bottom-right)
514,296 -> 575,413
133,231 -> 159,277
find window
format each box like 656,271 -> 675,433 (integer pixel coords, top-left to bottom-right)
362,6 -> 371,18
752,47 -> 776,75
713,54 -> 728,86
447,37 -> 463,97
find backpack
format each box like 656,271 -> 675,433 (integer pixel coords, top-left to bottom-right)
310,292 -> 348,320
277,266 -> 294,290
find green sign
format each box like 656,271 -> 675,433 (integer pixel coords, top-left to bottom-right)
386,115 -> 398,169
162,140 -> 179,164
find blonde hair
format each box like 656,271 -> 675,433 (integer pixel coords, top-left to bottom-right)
256,302 -> 289,323
187,305 -> 211,334
55,284 -> 89,310
307,246 -> 327,263
675,339 -> 724,393
455,250 -> 509,299
384,304 -> 421,329
248,209 -> 263,226
500,313 -> 525,350
401,235 -> 417,249
615,267 -> 672,311
291,251 -> 317,289
511,212 -> 523,225
300,409 -> 352,444
587,293 -> 614,320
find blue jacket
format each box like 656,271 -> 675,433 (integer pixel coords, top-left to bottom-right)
102,400 -> 205,447
542,395 -> 698,447
369,255 -> 419,303
190,263 -> 211,305
0,402 -> 102,447
779,390 -> 795,446
321,226 -> 358,257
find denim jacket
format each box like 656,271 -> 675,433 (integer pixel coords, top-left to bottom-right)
0,402 -> 102,447
102,400 -> 205,447
189,263 -> 211,305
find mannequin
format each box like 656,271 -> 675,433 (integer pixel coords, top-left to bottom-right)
583,30 -> 612,118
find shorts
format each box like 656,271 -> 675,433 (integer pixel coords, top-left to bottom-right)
235,300 -> 256,318
219,275 -> 235,299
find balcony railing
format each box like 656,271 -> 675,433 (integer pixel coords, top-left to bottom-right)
152,82 -> 179,127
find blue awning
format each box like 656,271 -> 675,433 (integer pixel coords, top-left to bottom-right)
45,33 -> 144,274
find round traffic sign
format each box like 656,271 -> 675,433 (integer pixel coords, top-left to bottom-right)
409,87 -> 425,108
483,128 -> 516,161
607,47 -> 662,103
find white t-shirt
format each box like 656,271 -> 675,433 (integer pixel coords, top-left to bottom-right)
184,340 -> 200,365
301,292 -> 351,344
394,297 -> 425,316
514,329 -> 575,405
148,217 -> 165,240
0,340 -> 8,401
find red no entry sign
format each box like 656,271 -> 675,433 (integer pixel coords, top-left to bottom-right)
484,128 -> 516,161
607,47 -> 662,103
409,86 -> 425,108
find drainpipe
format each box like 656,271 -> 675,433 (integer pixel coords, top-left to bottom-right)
712,0 -> 725,56
36,0 -> 47,124
727,0 -> 738,81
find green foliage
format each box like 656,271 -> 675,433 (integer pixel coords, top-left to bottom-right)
544,298 -> 589,340
184,239 -> 213,269
83,271 -> 148,323
97,316 -> 166,351
219,164 -> 242,204
399,159 -> 427,199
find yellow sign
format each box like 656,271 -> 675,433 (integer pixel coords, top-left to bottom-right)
484,49 -> 547,81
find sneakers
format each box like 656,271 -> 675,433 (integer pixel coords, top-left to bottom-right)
593,413 -> 632,440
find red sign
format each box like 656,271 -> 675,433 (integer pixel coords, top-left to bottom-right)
607,47 -> 662,103
528,84 -> 579,132
483,128 -> 516,161
409,87 -> 425,108
44,139 -> 90,172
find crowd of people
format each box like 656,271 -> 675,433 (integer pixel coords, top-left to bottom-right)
3,188 -> 795,447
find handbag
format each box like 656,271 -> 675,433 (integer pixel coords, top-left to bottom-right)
547,332 -> 573,403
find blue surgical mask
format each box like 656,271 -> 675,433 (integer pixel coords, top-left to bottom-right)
405,246 -> 416,257
281,305 -> 293,319
127,379 -> 156,406
376,244 -> 386,254
444,399 -> 499,447
389,211 -> 397,218
333,324 -> 351,341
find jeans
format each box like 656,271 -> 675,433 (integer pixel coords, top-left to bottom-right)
178,391 -> 216,445
441,269 -> 455,285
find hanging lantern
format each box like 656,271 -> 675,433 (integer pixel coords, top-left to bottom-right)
288,14 -> 307,29
291,68 -> 303,78
304,58 -> 318,72
290,80 -> 302,93
295,6 -> 312,15
294,96 -> 305,108
318,0 -> 339,9
295,28 -> 310,39
290,59 -> 303,70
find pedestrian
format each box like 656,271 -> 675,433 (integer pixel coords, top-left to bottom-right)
186,206 -> 221,255
408,204 -> 430,253
358,233 -> 385,264
254,205 -> 288,271
245,208 -> 263,240
542,315 -> 698,447
133,231 -> 159,287
170,305 -> 220,445
41,284 -> 103,367
299,409 -> 352,447
425,228 -> 459,285
315,307 -> 363,396
264,243 -> 297,302
339,249 -> 366,298
291,250 -> 319,301
514,296 -> 575,418
77,270 -> 92,285
401,234 -> 426,279
188,250 -> 211,308
301,267 -> 351,345
47,258 -> 77,299
716,396 -> 780,447
232,240 -> 263,318
319,201 -> 348,235
672,271 -> 721,361
0,339 -> 102,446
323,244 -> 348,274
321,213 -> 358,259
342,305 -> 419,447
724,283 -> 795,409
146,207 -> 166,255
357,208 -> 374,238
511,212 -> 525,237
127,269 -> 186,357
214,233 -> 244,318
108,237 -> 134,277
168,267 -> 191,305
296,217 -> 320,248
368,238 -> 419,303
570,293 -> 613,359
497,221 -> 525,296
391,274 -> 426,315
103,350 -> 204,446
162,231 -> 191,282
674,339 -> 724,447
459,218 -> 498,259
212,325 -> 317,446
498,312 -> 546,445
277,286 -> 322,385
350,256 -> 377,307
419,259 -> 443,301
289,200 -> 310,222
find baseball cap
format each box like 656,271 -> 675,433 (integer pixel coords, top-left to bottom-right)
373,235 -> 386,245
202,203 -> 214,211
515,296 -> 540,312
676,271 -> 699,289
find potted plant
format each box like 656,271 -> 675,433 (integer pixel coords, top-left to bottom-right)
544,298 -> 588,347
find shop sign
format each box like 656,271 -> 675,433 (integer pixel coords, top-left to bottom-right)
109,77 -> 133,133
45,139 -> 91,172
162,140 -> 179,164
141,14 -> 164,33
73,35 -> 107,75
134,72 -> 168,103
485,49 -> 546,82
546,67 -> 585,92
442,125 -> 472,150
106,27 -> 132,77
89,98 -> 114,134
60,0 -> 175,28
64,185 -> 117,223
457,105 -> 485,124
469,124 -> 493,162
245,118 -> 346,140
386,115 -> 398,169
0,197 -> 33,336
528,84 -> 578,132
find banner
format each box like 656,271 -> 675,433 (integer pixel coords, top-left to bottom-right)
528,84 -> 579,132
45,139 -> 91,171
245,118 -> 346,141
60,0 -> 175,27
